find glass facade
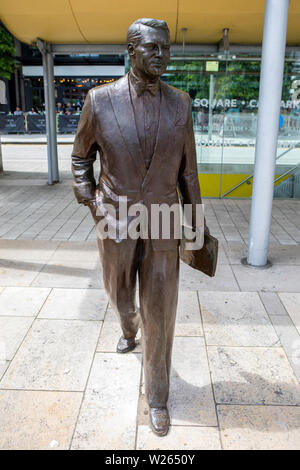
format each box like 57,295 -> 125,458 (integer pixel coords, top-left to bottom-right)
162,51 -> 300,199
27,76 -> 117,111
11,44 -> 300,199
18,46 -> 124,114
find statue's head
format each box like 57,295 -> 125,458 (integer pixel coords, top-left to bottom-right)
127,18 -> 170,79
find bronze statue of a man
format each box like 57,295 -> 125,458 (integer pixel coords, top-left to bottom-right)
72,18 -> 207,436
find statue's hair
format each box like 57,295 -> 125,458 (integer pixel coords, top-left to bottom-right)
127,18 -> 170,46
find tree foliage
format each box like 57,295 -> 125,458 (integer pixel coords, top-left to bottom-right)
165,59 -> 295,105
0,26 -> 16,80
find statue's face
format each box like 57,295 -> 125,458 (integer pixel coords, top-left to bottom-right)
129,26 -> 170,79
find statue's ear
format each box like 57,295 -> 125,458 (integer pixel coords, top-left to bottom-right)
127,43 -> 135,57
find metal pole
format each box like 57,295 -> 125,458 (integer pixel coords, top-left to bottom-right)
208,74 -> 214,142
19,73 -> 26,112
14,70 -> 20,108
46,52 -> 59,182
182,28 -> 187,55
13,39 -> 21,108
37,39 -> 59,185
0,137 -> 3,174
40,44 -> 54,185
247,0 -> 289,267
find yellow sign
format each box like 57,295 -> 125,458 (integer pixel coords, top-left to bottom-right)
205,61 -> 219,72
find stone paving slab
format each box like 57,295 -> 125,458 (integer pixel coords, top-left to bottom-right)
31,259 -> 103,289
136,425 -> 222,450
0,316 -> 34,360
71,353 -> 141,450
139,337 -> 217,427
278,293 -> 300,335
224,243 -> 300,265
0,361 -> 9,381
232,264 -> 300,293
175,291 -> 203,337
0,240 -> 60,262
180,263 -> 239,291
199,292 -> 280,347
212,244 -> 229,264
168,337 -> 217,426
0,390 -> 82,450
0,319 -> 102,391
259,292 -> 289,316
38,288 -> 108,321
271,207 -> 300,244
49,240 -> 98,263
0,259 -> 44,287
208,346 -> 300,406
0,287 -> 50,317
217,405 -> 300,450
268,314 -> 300,382
97,307 -> 142,354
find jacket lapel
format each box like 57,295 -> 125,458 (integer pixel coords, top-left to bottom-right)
107,74 -> 147,179
142,80 -> 178,190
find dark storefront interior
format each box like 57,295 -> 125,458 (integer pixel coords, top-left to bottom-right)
7,43 -> 125,112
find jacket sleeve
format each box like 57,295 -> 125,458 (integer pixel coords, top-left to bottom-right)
177,95 -> 203,232
71,91 -> 99,204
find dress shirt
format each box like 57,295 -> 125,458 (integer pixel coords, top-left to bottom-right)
129,71 -> 161,170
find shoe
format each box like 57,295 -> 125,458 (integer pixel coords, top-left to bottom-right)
116,335 -> 137,353
149,407 -> 170,437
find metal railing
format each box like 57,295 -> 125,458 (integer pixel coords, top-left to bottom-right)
273,163 -> 300,198
220,142 -> 300,198
0,113 -> 81,134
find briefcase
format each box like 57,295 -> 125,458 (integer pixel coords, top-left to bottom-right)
180,232 -> 219,277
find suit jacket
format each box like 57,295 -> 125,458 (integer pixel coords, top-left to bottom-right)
71,73 -> 204,251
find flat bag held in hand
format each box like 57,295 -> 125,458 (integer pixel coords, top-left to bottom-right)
180,232 -> 218,277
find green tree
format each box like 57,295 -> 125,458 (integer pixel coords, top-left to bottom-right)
0,26 -> 16,79
165,60 -> 261,103
214,61 -> 260,102
165,59 -> 295,105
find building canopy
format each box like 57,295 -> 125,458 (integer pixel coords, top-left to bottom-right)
1,0 -> 300,45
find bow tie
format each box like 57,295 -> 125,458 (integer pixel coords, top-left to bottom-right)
130,73 -> 160,97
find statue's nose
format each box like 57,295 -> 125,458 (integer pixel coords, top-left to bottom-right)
155,46 -> 163,57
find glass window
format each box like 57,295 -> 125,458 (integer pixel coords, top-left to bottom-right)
162,51 -> 300,199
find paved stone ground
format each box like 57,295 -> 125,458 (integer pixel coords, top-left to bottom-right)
1,144 -> 300,244
0,144 -> 299,450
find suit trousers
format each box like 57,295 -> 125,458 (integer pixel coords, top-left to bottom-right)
97,235 -> 179,408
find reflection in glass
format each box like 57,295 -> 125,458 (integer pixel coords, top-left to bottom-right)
162,52 -> 300,199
